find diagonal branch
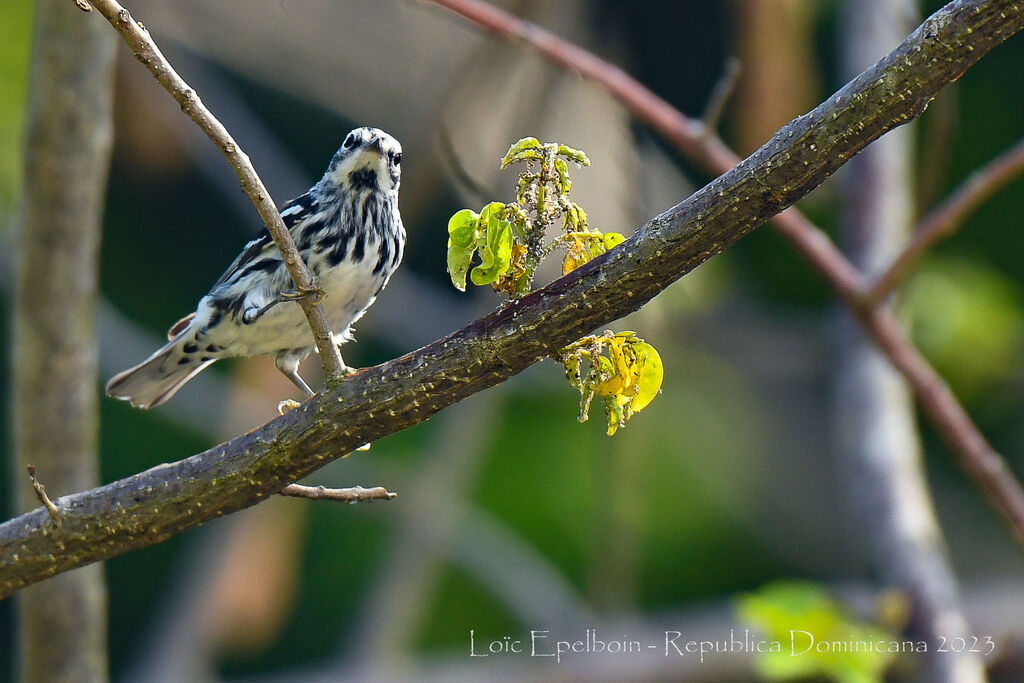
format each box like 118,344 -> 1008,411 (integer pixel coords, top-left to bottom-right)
864,133 -> 1024,305
2,0 -> 1024,599
422,0 -> 1024,543
83,0 -> 346,381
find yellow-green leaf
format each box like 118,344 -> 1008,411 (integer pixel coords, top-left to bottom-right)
470,213 -> 513,286
605,395 -> 624,436
447,243 -> 474,292
554,158 -> 571,193
556,144 -> 591,167
629,342 -> 663,412
447,209 -> 478,249
603,232 -> 625,251
501,137 -> 542,168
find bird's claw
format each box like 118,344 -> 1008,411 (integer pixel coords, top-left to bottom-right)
281,279 -> 326,306
342,442 -> 372,458
277,398 -> 302,415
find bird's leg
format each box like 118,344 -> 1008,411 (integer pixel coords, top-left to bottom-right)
275,350 -> 315,414
334,346 -> 358,377
281,367 -> 315,397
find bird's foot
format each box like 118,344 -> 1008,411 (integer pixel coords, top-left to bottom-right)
277,398 -> 303,415
342,442 -> 372,458
254,280 -> 327,321
281,278 -> 326,306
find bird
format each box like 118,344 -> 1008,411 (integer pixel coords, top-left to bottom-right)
107,126 -> 406,409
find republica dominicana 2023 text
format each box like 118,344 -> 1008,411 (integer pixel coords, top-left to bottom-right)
468,629 -> 995,664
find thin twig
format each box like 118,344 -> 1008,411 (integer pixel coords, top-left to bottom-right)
71,0 -> 93,11
85,0 -> 346,382
279,484 -> 397,503
26,466 -> 61,524
423,0 -> 1024,545
864,134 -> 1024,305
701,57 -> 742,135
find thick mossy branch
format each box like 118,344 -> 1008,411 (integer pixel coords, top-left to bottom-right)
1,0 -> 1021,598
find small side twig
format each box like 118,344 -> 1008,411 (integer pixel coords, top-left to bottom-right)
71,0 -> 93,11
700,57 -> 742,135
84,0 -> 346,383
279,484 -> 397,503
26,466 -> 61,524
863,134 -> 1024,306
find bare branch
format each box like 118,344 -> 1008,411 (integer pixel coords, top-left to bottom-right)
279,484 -> 397,503
85,0 -> 347,382
864,134 -> 1024,305
3,0 -> 1024,598
423,0 -> 1024,546
71,0 -> 92,11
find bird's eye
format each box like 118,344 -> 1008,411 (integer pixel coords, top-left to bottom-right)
392,152 -> 402,165
342,133 -> 357,150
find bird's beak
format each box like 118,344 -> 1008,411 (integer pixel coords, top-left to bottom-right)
368,135 -> 384,155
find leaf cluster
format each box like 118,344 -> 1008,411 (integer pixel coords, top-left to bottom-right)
559,331 -> 663,436
445,137 -> 662,435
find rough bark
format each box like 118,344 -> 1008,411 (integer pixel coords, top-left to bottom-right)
10,0 -> 116,680
1,0 -> 1023,599
835,2 -> 987,681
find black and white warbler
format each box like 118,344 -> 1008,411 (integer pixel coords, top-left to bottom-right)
107,126 -> 406,408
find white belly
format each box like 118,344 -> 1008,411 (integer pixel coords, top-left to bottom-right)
193,248 -> 388,358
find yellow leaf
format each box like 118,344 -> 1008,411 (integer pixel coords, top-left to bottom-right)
629,342 -> 663,412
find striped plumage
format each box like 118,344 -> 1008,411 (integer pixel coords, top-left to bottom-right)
107,127 -> 406,409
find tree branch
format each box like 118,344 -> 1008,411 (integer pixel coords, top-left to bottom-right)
279,484 -> 397,503
422,0 -> 1024,545
2,0 -> 1024,599
864,133 -> 1024,305
83,0 -> 346,381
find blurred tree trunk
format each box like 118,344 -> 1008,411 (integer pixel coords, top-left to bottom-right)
834,1 -> 985,681
11,1 -> 116,681
732,0 -> 819,154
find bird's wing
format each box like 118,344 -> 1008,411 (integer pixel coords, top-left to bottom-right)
211,191 -> 316,290
211,231 -> 276,289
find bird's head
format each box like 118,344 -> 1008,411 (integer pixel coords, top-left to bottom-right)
325,127 -> 402,195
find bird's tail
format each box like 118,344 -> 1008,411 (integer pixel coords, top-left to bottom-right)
106,333 -> 215,409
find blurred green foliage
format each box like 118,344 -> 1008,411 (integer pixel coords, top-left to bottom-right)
737,581 -> 898,683
0,0 -> 32,209
905,256 -> 1024,401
